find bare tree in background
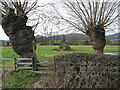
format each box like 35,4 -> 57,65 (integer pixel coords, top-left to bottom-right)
33,5 -> 71,37
53,0 -> 119,55
0,0 -> 38,58
32,4 -> 73,46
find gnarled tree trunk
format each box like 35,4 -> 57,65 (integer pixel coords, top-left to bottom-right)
55,1 -> 118,55
86,25 -> 106,55
2,8 -> 36,58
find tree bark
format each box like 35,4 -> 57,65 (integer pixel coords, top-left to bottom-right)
86,25 -> 106,55
2,8 -> 36,58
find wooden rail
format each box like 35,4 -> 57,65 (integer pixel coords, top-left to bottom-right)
0,58 -> 14,60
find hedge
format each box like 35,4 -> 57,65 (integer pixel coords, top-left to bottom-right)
54,53 -> 120,88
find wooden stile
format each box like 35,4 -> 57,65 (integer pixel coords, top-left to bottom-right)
1,58 -> 52,72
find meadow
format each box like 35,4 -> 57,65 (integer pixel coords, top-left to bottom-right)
0,45 -> 119,59
1,45 -> 119,88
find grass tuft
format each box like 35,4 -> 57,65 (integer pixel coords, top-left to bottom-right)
2,70 -> 46,88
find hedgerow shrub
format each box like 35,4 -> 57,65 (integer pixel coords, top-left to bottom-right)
54,53 -> 120,88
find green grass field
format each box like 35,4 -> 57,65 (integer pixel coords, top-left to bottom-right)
1,45 -> 119,88
0,45 -> 119,59
2,70 -> 47,88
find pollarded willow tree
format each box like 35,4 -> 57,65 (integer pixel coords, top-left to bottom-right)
53,0 -> 119,55
0,0 -> 38,58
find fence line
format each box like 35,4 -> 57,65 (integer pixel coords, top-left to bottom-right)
0,58 -> 53,71
0,58 -> 14,60
0,58 -> 51,61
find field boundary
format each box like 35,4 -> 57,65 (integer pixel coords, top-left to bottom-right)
0,58 -> 52,72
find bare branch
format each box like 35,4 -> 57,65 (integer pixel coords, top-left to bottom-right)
53,0 -> 119,34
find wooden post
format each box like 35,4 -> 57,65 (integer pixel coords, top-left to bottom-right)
14,58 -> 17,71
32,40 -> 37,71
32,57 -> 37,71
32,57 -> 34,71
35,57 -> 37,71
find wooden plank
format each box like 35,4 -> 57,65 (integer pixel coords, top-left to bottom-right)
16,58 -> 32,60
37,63 -> 41,65
0,58 -> 52,61
16,60 -> 32,63
1,66 -> 14,68
17,63 -> 32,65
17,63 -> 41,66
0,63 -> 14,64
39,62 -> 51,65
37,59 -> 51,61
19,67 -> 50,70
18,67 -> 33,70
0,58 -> 14,60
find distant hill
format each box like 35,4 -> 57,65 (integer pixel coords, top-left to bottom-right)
36,33 -> 120,41
0,33 -> 119,45
1,33 -> 119,44
36,33 -> 90,41
106,33 -> 120,40
62,33 -> 89,41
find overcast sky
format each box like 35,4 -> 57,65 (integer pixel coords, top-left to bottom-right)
0,0 -> 74,40
0,0 -> 53,40
0,0 -> 119,40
